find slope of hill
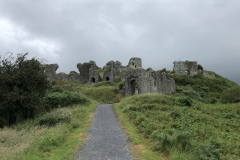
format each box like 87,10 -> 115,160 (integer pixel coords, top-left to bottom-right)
115,74 -> 240,159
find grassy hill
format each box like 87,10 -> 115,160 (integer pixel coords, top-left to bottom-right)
115,74 -> 240,160
1,73 -> 239,159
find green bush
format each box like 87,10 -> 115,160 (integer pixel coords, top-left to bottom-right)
193,142 -> 220,160
43,91 -> 87,109
36,113 -> 71,126
92,81 -> 118,87
82,86 -> 120,103
198,64 -> 203,70
50,86 -> 64,93
221,86 -> 240,103
175,97 -> 193,106
119,81 -> 125,89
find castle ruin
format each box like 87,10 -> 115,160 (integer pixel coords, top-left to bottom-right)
43,58 -> 214,97
173,61 -> 198,77
103,61 -> 122,82
124,69 -> 176,97
128,57 -> 142,69
173,60 -> 215,77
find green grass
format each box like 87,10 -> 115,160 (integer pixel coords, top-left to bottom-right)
0,99 -> 98,160
82,85 -> 124,104
115,103 -> 166,160
115,94 -> 240,159
172,74 -> 238,103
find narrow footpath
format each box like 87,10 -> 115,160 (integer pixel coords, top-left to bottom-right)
76,104 -> 133,160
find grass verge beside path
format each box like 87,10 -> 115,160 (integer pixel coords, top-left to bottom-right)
114,104 -> 166,160
115,94 -> 240,160
0,101 -> 98,160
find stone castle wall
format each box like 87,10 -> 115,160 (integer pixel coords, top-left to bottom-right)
173,61 -> 198,76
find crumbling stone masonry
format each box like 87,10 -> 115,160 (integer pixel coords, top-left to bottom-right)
202,70 -> 215,77
128,57 -> 142,69
55,71 -> 82,82
173,61 -> 198,77
42,64 -> 59,80
77,61 -> 101,83
125,69 -> 176,97
89,65 -> 102,83
103,61 -> 122,82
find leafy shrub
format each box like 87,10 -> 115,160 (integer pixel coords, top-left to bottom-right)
82,86 -> 120,103
175,131 -> 192,150
92,81 -> 118,87
221,86 -> 240,103
119,81 -> 125,89
129,104 -> 159,112
146,67 -> 152,71
50,86 -> 64,93
43,91 -> 87,109
198,64 -> 203,70
223,113 -> 236,119
151,131 -> 174,151
170,110 -> 181,119
176,97 -> 193,106
193,142 -> 220,160
36,113 -> 71,126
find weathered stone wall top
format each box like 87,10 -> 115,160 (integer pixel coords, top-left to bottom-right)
128,57 -> 142,69
77,61 -> 97,83
124,68 -> 175,97
173,61 -> 198,77
103,60 -> 123,82
42,64 -> 59,79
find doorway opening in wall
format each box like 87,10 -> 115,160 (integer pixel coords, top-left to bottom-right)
130,79 -> 138,96
106,77 -> 110,81
92,77 -> 95,83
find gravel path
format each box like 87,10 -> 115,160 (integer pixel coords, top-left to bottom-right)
76,104 -> 133,160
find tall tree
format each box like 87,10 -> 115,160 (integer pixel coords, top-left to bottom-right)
0,53 -> 50,126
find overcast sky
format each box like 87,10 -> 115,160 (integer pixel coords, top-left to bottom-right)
0,0 -> 239,84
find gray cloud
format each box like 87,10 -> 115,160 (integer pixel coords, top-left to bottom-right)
0,0 -> 239,84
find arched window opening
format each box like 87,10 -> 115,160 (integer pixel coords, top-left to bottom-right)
92,77 -> 95,82
106,77 -> 110,81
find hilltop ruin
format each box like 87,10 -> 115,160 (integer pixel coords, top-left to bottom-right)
43,58 -> 214,97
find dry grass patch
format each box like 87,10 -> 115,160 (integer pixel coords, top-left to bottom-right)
0,126 -> 46,159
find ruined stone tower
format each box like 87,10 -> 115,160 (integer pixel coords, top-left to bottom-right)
128,57 -> 142,69
42,64 -> 59,80
77,61 -> 99,83
103,61 -> 122,82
